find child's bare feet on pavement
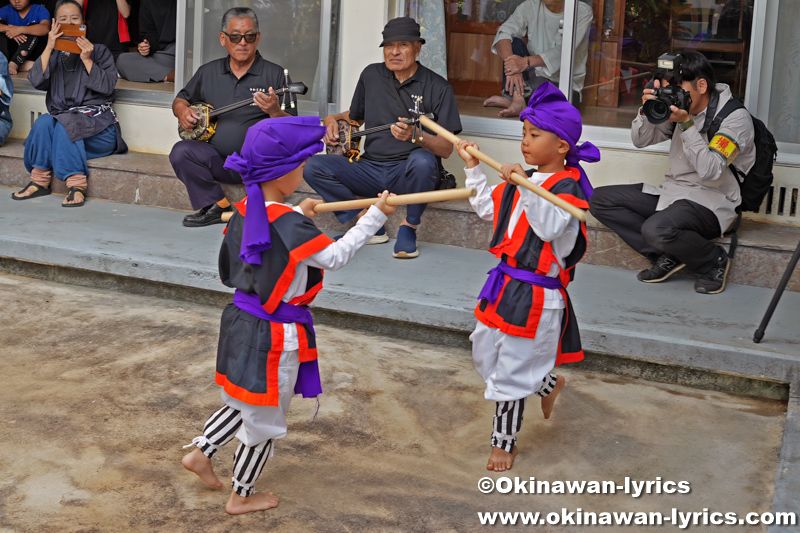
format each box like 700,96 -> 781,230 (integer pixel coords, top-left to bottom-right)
226,490 -> 280,515
182,448 -> 223,488
541,375 -> 566,419
487,446 -> 517,472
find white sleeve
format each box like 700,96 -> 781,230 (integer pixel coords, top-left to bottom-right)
518,185 -> 577,242
302,205 -> 388,271
464,165 -> 497,221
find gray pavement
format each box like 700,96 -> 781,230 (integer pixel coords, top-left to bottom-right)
0,274 -> 790,532
1,190 -> 798,530
1,190 -> 797,385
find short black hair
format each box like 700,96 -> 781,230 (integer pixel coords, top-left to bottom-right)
678,49 -> 717,89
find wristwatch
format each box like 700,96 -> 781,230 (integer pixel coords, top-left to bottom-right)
526,56 -> 530,69
678,118 -> 695,132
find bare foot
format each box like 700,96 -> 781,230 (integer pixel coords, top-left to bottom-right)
8,63 -> 17,75
541,375 -> 566,419
486,446 -> 517,472
498,102 -> 525,118
18,60 -> 35,73
225,490 -> 279,515
182,448 -> 223,488
483,94 -> 512,109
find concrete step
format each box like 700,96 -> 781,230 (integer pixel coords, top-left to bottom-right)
1,139 -> 797,292
1,190 -> 798,399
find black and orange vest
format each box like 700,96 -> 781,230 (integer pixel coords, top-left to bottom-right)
215,200 -> 333,405
475,167 -> 589,365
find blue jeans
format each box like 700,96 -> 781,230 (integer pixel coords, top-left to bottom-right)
303,149 -> 439,226
24,115 -> 116,180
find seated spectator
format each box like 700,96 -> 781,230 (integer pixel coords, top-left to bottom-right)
589,51 -> 755,295
0,0 -> 50,75
11,0 -> 126,206
116,0 -> 175,83
0,52 -> 13,144
483,0 -> 592,117
82,0 -> 130,61
303,17 -> 461,259
169,7 -> 295,227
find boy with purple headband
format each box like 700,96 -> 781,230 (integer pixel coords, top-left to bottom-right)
456,82 -> 599,472
181,116 -> 395,514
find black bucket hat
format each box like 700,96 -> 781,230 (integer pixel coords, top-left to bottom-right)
379,17 -> 426,47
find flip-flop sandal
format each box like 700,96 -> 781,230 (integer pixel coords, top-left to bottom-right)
62,186 -> 87,208
11,181 -> 51,200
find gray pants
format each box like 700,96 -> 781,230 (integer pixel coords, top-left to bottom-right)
116,42 -> 175,82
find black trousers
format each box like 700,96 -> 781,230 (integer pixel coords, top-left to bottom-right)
0,30 -> 45,67
588,184 -> 722,274
169,140 -> 241,210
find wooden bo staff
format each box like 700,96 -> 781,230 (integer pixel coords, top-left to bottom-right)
418,115 -> 587,222
220,188 -> 477,222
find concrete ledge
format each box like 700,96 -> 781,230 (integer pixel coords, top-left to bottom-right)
1,139 -> 798,292
0,192 -> 797,400
11,75 -> 174,107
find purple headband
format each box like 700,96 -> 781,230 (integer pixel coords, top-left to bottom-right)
518,82 -> 600,199
224,116 -> 326,265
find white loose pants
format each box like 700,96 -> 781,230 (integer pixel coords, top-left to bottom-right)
470,309 -> 561,402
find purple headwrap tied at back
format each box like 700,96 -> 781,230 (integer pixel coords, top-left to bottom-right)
518,82 -> 600,199
224,116 -> 326,265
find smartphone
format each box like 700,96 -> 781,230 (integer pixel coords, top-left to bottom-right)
54,24 -> 87,54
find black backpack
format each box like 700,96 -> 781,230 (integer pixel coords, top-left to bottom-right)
707,99 -> 778,212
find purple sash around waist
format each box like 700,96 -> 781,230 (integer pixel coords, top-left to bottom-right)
478,261 -> 564,304
233,290 -> 322,399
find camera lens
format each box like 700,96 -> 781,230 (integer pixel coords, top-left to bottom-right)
643,99 -> 670,124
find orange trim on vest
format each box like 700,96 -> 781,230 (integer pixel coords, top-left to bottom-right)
296,325 -> 318,363
216,372 -> 272,405
263,232 -> 333,314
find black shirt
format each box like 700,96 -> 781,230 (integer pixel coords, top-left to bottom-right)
139,0 -> 176,52
349,62 -> 462,162
177,52 -> 298,157
85,0 -> 131,60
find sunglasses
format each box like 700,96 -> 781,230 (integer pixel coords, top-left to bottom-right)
223,32 -> 258,44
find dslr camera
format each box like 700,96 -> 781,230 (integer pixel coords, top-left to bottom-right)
643,53 -> 692,125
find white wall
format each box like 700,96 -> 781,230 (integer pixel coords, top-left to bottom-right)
335,0 -> 389,113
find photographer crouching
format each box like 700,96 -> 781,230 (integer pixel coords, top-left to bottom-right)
589,50 -> 755,295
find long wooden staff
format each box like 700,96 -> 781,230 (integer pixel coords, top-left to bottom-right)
220,188 -> 476,222
418,115 -> 586,222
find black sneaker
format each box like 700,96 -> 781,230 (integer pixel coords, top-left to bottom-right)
182,203 -> 232,228
694,248 -> 730,294
637,254 -> 686,282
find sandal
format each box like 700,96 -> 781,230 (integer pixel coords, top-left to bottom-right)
62,186 -> 87,208
11,181 -> 51,200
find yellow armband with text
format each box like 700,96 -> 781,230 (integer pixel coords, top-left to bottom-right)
709,134 -> 739,165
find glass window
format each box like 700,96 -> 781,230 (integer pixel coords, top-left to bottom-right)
582,0 -> 754,128
767,0 -> 800,145
180,0 -> 338,111
406,1 -> 590,120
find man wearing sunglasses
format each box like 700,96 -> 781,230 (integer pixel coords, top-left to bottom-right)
169,7 -> 297,228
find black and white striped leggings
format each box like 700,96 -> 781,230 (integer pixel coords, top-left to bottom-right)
189,405 -> 274,497
492,373 -> 557,453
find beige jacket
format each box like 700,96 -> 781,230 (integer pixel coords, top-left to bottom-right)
631,83 -> 756,234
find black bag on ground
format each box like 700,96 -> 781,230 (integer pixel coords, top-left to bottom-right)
436,163 -> 457,190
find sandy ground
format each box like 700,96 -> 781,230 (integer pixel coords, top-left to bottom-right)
0,273 -> 787,532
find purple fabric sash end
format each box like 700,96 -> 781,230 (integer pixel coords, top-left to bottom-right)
233,290 -> 322,399
478,261 -> 563,304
